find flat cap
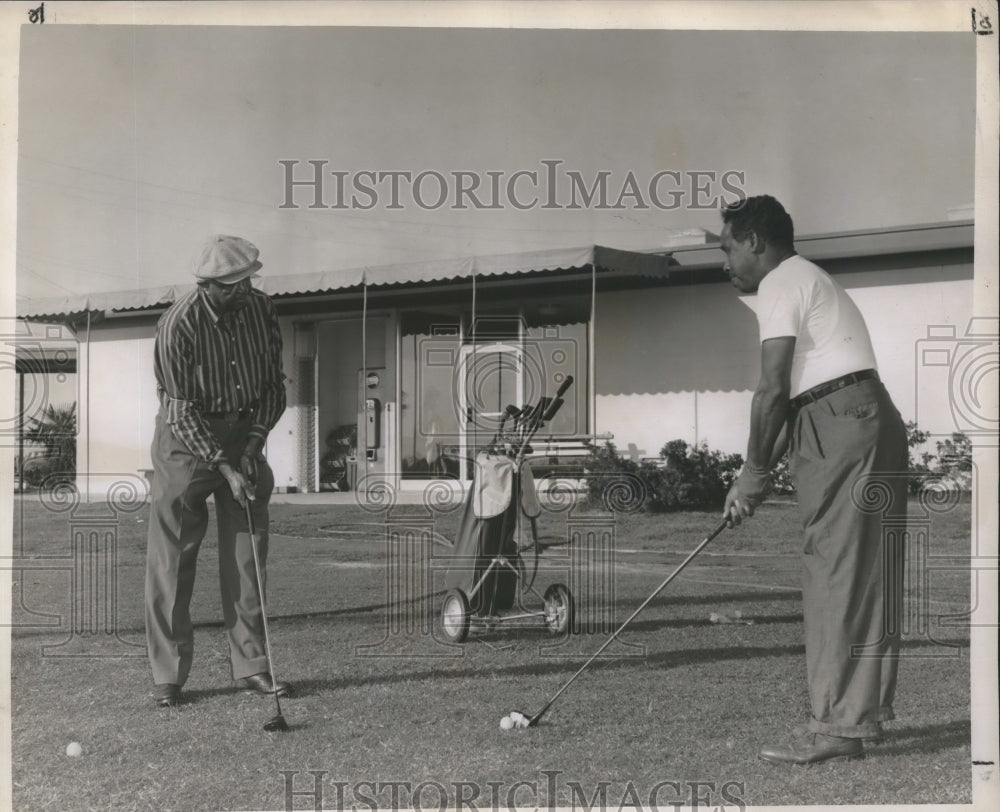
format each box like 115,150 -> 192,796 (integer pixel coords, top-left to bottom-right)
194,235 -> 263,284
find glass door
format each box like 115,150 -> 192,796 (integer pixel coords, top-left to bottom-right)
457,341 -> 524,481
400,312 -> 462,481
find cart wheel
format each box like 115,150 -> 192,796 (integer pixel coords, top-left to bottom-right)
543,583 -> 573,634
441,588 -> 471,643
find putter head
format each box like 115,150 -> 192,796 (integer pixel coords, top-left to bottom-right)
264,714 -> 290,732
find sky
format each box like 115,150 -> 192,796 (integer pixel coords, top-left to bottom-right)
13,22 -> 976,301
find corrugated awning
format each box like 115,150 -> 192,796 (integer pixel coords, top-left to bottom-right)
15,220 -> 973,321
16,244 -> 675,319
15,285 -> 190,320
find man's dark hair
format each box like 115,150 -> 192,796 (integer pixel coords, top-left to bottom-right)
721,195 -> 794,248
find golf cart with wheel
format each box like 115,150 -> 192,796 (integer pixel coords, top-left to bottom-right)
440,378 -> 575,643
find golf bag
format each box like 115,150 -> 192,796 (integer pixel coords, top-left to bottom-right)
444,452 -> 540,616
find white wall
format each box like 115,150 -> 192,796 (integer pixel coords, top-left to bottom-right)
595,265 -> 974,457
83,316 -> 301,498
81,321 -> 158,500
842,271 -> 974,444
261,317 -> 299,492
594,282 -> 760,456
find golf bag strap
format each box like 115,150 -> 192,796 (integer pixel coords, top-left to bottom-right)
519,515 -> 540,592
519,461 -> 542,519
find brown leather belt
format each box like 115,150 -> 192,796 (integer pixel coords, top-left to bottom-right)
790,369 -> 878,410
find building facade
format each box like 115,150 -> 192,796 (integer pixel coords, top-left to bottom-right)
14,222 -> 975,500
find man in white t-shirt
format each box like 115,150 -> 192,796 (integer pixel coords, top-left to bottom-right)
719,195 -> 908,765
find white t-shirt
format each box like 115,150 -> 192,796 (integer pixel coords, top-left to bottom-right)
756,254 -> 877,397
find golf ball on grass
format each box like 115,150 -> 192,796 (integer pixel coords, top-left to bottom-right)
65,742 -> 82,758
500,716 -> 514,730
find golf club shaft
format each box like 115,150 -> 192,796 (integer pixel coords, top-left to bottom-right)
245,499 -> 285,719
490,413 -> 509,448
530,518 -> 728,724
516,400 -> 561,462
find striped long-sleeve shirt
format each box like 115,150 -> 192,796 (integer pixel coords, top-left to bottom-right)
154,285 -> 286,465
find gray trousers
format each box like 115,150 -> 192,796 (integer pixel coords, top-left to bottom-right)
790,377 -> 908,739
144,411 -> 275,687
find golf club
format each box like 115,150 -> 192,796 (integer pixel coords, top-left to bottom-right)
527,397 -> 552,432
507,404 -> 523,436
244,496 -> 290,733
491,404 -> 520,451
515,403 -> 536,440
515,376 -> 573,461
512,517 -> 728,728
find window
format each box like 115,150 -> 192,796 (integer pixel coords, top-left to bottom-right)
399,304 -> 590,480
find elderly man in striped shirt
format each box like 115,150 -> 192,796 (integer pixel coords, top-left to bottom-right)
145,235 -> 289,708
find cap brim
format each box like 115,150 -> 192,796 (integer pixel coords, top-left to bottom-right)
195,261 -> 262,285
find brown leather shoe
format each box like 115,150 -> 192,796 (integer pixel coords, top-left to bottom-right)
759,733 -> 864,765
153,683 -> 181,708
235,672 -> 292,697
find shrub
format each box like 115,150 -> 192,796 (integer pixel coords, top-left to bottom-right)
929,432 -> 973,493
934,432 -> 972,474
22,403 -> 76,490
770,423 -> 972,496
583,441 -> 641,508
584,426 -> 973,512
905,422 -> 972,494
20,455 -> 75,489
584,439 -> 743,513
649,440 -> 744,512
770,453 -> 796,495
905,421 -> 935,493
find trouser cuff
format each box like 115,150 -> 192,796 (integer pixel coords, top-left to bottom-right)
876,706 -> 895,722
232,656 -> 270,681
151,672 -> 184,688
808,717 -> 884,739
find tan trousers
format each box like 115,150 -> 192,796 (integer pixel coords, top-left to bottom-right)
790,378 -> 908,739
144,411 -> 275,687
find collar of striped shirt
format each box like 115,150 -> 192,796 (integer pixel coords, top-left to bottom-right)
198,284 -> 246,327
198,285 -> 223,324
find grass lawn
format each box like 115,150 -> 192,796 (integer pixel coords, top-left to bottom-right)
8,493 -> 973,810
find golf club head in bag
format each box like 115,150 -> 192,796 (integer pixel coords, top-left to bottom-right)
514,376 -> 573,460
491,404 -> 522,451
